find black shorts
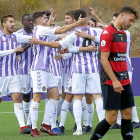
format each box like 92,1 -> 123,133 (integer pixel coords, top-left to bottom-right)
102,84 -> 135,110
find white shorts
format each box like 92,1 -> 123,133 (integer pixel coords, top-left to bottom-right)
54,76 -> 62,95
65,78 -> 72,94
62,69 -> 69,89
72,73 -> 102,95
128,71 -> 132,83
31,70 -> 58,93
0,75 -> 21,98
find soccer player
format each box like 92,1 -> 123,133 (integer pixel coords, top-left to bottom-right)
16,14 -> 34,127
29,9 -> 102,136
90,6 -> 139,140
29,10 -> 88,137
109,12 -> 140,130
0,14 -> 32,134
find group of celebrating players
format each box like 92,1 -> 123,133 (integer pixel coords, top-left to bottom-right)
0,4 -> 139,140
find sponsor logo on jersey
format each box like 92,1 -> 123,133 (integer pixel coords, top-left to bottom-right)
102,30 -> 108,35
101,40 -> 106,46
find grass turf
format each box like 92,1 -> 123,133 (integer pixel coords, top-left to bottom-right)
0,97 -> 140,140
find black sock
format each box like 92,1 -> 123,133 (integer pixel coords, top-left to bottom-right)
121,119 -> 133,140
90,119 -> 111,140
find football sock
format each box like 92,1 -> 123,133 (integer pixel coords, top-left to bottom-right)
43,99 -> 58,126
69,99 -> 74,118
73,99 -> 82,130
23,100 -> 30,120
59,100 -> 70,127
14,103 -> 25,127
117,111 -> 121,125
95,98 -> 105,122
121,119 -> 133,140
82,96 -> 87,126
90,119 -> 111,140
30,101 -> 40,129
132,105 -> 139,122
87,103 -> 94,127
57,97 -> 64,118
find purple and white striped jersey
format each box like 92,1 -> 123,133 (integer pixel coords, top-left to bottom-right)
61,53 -> 73,74
16,28 -> 33,75
49,48 -> 62,76
125,30 -> 133,72
59,27 -> 101,74
0,30 -> 31,77
31,25 -> 56,71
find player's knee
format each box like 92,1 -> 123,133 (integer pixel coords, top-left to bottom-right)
65,94 -> 73,102
122,109 -> 132,119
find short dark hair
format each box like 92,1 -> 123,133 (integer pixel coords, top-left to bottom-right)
65,10 -> 74,19
22,14 -> 31,21
90,17 -> 97,26
74,9 -> 87,20
33,11 -> 47,23
119,6 -> 139,19
45,11 -> 51,16
1,15 -> 13,27
113,12 -> 119,18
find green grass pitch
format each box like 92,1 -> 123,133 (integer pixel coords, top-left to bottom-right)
0,97 -> 140,140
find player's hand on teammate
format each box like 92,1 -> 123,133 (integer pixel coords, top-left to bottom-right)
29,38 -> 40,45
112,80 -> 124,93
75,30 -> 88,38
87,44 -> 97,51
55,53 -> 62,61
77,14 -> 90,25
14,47 -> 24,53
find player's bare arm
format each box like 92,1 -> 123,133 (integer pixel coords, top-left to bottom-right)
75,30 -> 95,40
29,38 -> 61,48
55,16 -> 89,34
89,7 -> 106,25
16,43 -> 31,55
101,51 -> 124,93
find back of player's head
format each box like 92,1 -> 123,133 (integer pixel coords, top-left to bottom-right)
90,17 -> 97,26
119,6 -> 139,19
33,11 -> 47,23
65,10 -> 74,19
22,14 -> 31,21
45,10 -> 51,16
74,9 -> 87,21
113,12 -> 119,18
1,14 -> 13,27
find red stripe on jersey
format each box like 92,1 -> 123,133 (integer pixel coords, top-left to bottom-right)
106,78 -> 130,86
110,61 -> 128,72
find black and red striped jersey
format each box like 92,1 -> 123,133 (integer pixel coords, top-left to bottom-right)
100,24 -> 130,86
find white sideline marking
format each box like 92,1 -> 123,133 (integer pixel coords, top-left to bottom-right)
1,107 -> 140,114
0,111 -> 44,114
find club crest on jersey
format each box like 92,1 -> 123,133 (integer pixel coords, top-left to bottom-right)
42,86 -> 46,91
23,87 -> 26,92
102,30 -> 108,35
12,37 -> 16,42
101,40 -> 106,46
68,87 -> 72,91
